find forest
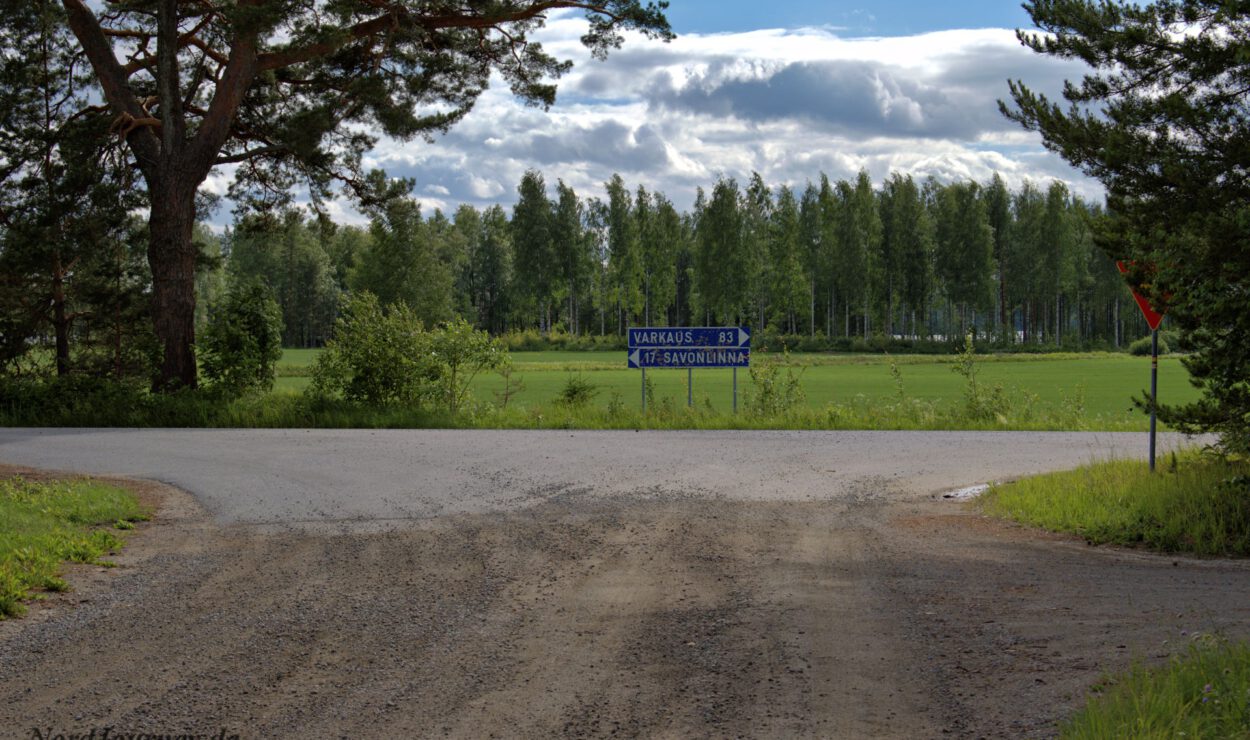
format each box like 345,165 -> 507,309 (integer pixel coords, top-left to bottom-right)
3,163 -> 1153,378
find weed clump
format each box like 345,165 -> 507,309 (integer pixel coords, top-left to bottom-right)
1062,635 -> 1250,738
951,332 -> 1009,422
745,352 -> 806,416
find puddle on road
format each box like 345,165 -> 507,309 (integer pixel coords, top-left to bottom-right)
942,483 -> 990,500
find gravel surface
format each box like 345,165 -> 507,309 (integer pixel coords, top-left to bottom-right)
1,429 -> 1244,739
0,429 -> 1202,525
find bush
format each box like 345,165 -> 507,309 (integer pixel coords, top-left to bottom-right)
0,374 -> 148,426
556,374 -> 598,408
498,330 -> 625,352
1129,335 -> 1171,356
428,318 -> 508,413
745,352 -> 806,416
311,295 -> 510,411
952,332 -> 1010,421
199,280 -> 283,394
310,292 -> 439,406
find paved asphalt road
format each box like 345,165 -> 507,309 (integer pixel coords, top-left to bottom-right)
0,428 -> 1199,525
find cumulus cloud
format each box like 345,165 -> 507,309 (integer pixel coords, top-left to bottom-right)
207,14 -> 1106,226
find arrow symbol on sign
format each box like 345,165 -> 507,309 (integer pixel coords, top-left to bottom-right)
629,349 -> 641,367
738,327 -> 750,347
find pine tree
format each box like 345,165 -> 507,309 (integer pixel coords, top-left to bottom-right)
352,176 -> 453,328
43,0 -> 669,387
0,0 -> 145,376
1004,0 -> 1250,452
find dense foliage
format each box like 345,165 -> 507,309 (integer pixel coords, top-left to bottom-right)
309,293 -> 506,411
310,292 -> 439,407
4,0 -> 671,389
216,168 -> 1138,350
0,1 -> 155,380
1003,0 -> 1250,453
5,164 -> 1158,385
199,280 -> 284,394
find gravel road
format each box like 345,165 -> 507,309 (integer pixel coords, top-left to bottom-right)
0,429 -> 1203,525
1,429 -> 1246,739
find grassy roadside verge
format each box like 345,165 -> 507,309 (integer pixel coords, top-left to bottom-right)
980,455 -> 1250,736
1061,637 -> 1250,738
978,453 -> 1250,556
0,476 -> 148,618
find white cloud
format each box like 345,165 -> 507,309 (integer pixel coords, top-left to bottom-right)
206,12 -> 1104,226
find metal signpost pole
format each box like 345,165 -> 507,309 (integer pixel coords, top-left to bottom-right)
1150,328 -> 1158,472
733,367 -> 738,413
642,367 -> 647,414
1115,261 -> 1167,474
688,368 -> 693,408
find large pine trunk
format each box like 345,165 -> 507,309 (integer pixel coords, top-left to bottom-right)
148,180 -> 199,389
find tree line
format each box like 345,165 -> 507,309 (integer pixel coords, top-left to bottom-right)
212,169 -> 1148,350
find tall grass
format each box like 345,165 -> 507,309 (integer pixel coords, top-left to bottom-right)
1062,636 -> 1250,738
980,453 -> 1250,556
0,361 -> 1137,431
0,476 -> 147,618
0,343 -> 1192,431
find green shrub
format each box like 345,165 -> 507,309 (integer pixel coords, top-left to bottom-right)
952,333 -> 1010,421
745,352 -> 806,415
310,292 -> 439,406
498,330 -> 626,352
1062,636 -> 1250,738
556,374 -> 599,408
428,318 -> 508,413
1129,335 -> 1170,356
0,374 -> 148,426
311,295 -> 510,411
199,279 -> 283,394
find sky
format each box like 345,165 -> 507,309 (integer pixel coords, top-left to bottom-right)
662,0 -> 1036,36
204,2 -> 1103,228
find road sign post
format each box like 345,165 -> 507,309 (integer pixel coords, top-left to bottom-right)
1117,262 -> 1167,472
1150,329 -> 1158,472
628,327 -> 751,412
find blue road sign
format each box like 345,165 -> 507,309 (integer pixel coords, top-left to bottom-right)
628,347 -> 750,369
628,326 -> 750,349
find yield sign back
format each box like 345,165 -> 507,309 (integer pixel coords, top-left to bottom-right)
1116,261 -> 1165,331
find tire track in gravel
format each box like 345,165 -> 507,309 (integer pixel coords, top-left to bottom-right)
3,466 -> 1250,738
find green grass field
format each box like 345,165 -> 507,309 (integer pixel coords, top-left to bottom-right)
276,349 -> 1198,429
